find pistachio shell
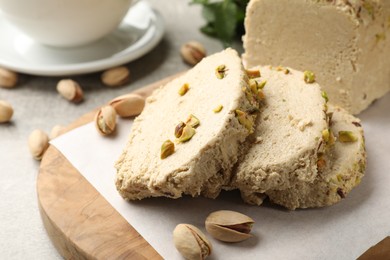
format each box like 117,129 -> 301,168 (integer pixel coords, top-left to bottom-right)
101,66 -> 130,87
95,105 -> 117,135
109,93 -> 145,117
0,100 -> 14,123
56,79 -> 84,103
180,41 -> 206,66
0,68 -> 18,88
173,224 -> 212,260
205,210 -> 254,242
28,129 -> 49,160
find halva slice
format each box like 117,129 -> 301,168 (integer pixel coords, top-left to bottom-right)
115,48 -> 259,200
243,0 -> 390,114
230,66 -> 329,206
267,105 -> 366,209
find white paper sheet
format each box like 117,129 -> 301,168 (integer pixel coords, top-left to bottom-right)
51,93 -> 390,260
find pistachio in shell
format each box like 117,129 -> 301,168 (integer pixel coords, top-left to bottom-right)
94,105 -> 117,135
109,93 -> 145,117
205,210 -> 254,242
173,224 -> 212,260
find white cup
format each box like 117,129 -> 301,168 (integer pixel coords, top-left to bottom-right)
0,0 -> 139,47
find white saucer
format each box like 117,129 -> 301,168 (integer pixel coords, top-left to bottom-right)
0,2 -> 164,76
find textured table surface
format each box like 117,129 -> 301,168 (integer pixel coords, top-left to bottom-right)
0,1 -> 240,258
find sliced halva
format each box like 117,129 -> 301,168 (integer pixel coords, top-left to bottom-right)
267,105 -> 366,209
115,48 -> 259,200
230,66 -> 329,205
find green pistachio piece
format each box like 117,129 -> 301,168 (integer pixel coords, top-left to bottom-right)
215,65 -> 227,79
303,70 -> 316,83
175,122 -> 186,138
235,109 -> 253,133
321,91 -> 329,102
161,140 -> 175,159
178,83 -> 189,96
213,105 -> 223,113
258,80 -> 267,89
249,79 -> 259,95
178,125 -> 196,142
186,114 -> 200,128
322,129 -> 330,143
338,131 -> 358,143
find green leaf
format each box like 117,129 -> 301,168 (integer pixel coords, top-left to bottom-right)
191,0 -> 249,47
200,24 -> 217,37
213,0 -> 238,47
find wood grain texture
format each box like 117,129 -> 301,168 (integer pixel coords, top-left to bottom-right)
37,73 -> 183,259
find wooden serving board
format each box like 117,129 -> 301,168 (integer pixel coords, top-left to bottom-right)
37,73 -> 182,259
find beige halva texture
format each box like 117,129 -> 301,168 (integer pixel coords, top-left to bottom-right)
267,105 -> 366,209
243,0 -> 390,114
115,49 -> 256,200
230,66 -> 330,206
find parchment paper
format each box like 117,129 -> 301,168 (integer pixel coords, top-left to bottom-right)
51,93 -> 390,259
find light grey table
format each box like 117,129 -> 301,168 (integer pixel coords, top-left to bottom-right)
0,1 -> 242,258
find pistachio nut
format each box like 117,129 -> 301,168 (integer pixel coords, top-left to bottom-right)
95,105 -> 117,135
178,83 -> 190,96
56,79 -> 84,103
0,68 -> 18,88
322,129 -> 330,143
173,224 -> 212,260
186,114 -> 200,128
213,105 -> 223,113
215,65 -> 227,79
321,91 -> 329,102
161,139 -> 175,159
28,129 -> 49,161
338,131 -> 358,143
180,41 -> 206,66
245,69 -> 261,78
109,93 -> 145,117
235,110 -> 254,133
249,79 -> 259,95
258,80 -> 267,89
101,66 -> 130,87
50,124 -> 65,139
174,122 -> 186,138
177,125 -> 196,142
303,70 -> 316,84
205,210 -> 254,242
0,100 -> 14,123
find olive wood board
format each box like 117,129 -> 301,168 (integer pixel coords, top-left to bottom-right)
37,71 -> 389,259
37,73 -> 182,260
